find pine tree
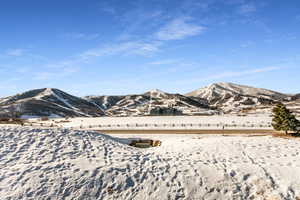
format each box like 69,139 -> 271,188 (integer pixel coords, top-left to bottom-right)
272,103 -> 300,134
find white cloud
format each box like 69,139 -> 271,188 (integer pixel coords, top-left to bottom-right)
176,66 -> 282,85
101,6 -> 116,15
34,72 -> 54,80
238,4 -> 256,14
62,33 -> 100,40
116,9 -> 165,42
155,17 -> 205,41
225,0 -> 245,5
204,66 -> 281,80
34,67 -> 80,80
240,41 -> 254,48
36,40 -> 161,81
16,67 -> 31,74
149,59 -> 180,65
80,41 -> 161,59
6,49 -> 26,56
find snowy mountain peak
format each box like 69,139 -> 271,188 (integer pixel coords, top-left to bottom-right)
144,89 -> 168,98
37,88 -> 60,98
185,82 -> 291,114
151,89 -> 166,95
0,88 -> 104,118
187,82 -> 289,100
147,89 -> 166,94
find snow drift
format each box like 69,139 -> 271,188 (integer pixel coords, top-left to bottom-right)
1,127 -> 300,199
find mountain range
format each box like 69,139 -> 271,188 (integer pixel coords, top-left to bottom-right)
0,82 -> 299,118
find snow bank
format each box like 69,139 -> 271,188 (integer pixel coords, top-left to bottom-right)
1,127 -> 300,199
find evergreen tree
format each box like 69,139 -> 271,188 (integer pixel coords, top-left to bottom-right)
272,103 -> 300,134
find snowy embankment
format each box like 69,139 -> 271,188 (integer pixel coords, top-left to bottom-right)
1,127 -> 300,200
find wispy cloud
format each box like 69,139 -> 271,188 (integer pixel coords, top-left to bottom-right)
117,9 -> 165,41
204,66 -> 281,80
61,33 -> 100,40
80,41 -> 161,59
176,66 -> 282,85
224,0 -> 245,5
16,67 -> 31,74
5,49 -> 26,56
155,17 -> 205,41
238,3 -> 256,15
34,67 -> 80,80
100,5 -> 117,15
240,41 -> 254,48
2,48 -> 48,62
33,72 -> 55,81
35,40 -> 162,81
148,59 -> 180,65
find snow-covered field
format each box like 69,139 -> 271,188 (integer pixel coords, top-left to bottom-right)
31,115 -> 273,130
1,127 -> 300,199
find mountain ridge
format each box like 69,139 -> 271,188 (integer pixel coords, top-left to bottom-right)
0,83 -> 298,118
85,90 -> 215,117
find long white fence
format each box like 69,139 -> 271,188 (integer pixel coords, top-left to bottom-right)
25,122 -> 273,130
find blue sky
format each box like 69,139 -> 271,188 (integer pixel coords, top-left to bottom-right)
1,0 -> 300,97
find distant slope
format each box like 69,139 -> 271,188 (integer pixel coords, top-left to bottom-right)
85,95 -> 125,110
86,89 -> 217,116
186,82 -> 288,101
286,94 -> 300,117
0,88 -> 104,118
186,82 -> 290,114
292,94 -> 300,101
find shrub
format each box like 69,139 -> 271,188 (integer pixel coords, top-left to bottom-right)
272,103 -> 300,134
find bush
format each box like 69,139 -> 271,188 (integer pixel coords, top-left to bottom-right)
272,103 -> 300,134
